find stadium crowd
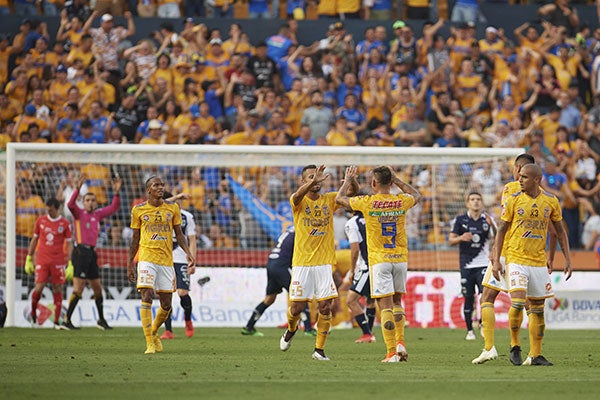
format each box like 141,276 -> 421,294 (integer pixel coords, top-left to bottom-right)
3,0 -> 600,253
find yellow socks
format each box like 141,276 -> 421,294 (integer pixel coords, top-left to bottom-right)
287,306 -> 301,333
509,298 -> 526,347
380,308 -> 396,354
151,306 -> 171,336
481,302 -> 495,351
392,306 -> 405,345
527,305 -> 545,357
315,312 -> 332,350
140,302 -> 152,339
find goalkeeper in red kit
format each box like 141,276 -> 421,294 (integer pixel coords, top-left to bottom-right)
25,198 -> 73,329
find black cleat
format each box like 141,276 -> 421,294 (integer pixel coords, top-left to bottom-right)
529,355 -> 554,366
97,319 -> 113,330
60,321 -> 80,330
510,346 -> 522,366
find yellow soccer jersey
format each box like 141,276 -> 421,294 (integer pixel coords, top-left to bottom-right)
349,193 -> 416,265
502,191 -> 561,267
291,192 -> 339,267
131,201 -> 182,267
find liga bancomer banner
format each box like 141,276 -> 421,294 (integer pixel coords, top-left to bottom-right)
12,269 -> 600,329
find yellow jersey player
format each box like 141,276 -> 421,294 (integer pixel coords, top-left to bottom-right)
473,153 -> 539,364
279,164 -> 355,361
492,164 -> 572,366
337,165 -> 422,363
127,176 -> 195,354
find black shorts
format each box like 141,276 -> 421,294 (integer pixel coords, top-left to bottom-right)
265,259 -> 291,296
460,267 -> 486,298
71,245 -> 99,280
350,268 -> 371,298
174,262 -> 191,291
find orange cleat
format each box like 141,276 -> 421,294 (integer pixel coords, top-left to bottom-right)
185,320 -> 194,338
160,330 -> 174,340
355,334 -> 376,343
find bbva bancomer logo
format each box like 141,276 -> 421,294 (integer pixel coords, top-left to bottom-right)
548,298 -> 600,312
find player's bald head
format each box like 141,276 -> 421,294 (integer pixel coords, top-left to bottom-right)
521,163 -> 542,178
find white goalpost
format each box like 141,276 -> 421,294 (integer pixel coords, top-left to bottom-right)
2,144 -> 522,327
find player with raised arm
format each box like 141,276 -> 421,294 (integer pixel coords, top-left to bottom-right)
492,164 -> 572,366
279,164 -> 356,361
337,165 -> 422,363
25,198 -> 73,329
241,227 -> 315,337
449,191 -> 495,341
63,174 -> 122,330
160,192 -> 197,340
344,210 -> 377,343
127,177 -> 195,354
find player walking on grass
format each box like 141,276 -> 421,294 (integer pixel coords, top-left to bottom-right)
279,164 -> 356,361
337,165 -> 421,363
63,174 -> 122,330
344,211 -> 377,344
449,191 -> 495,341
25,198 -> 73,329
472,154 -> 556,365
241,228 -> 315,337
160,192 -> 197,340
492,164 -> 572,366
127,177 -> 195,354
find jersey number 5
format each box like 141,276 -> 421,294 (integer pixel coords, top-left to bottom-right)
382,222 -> 396,249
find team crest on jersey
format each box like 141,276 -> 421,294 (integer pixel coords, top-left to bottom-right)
305,206 -> 311,215
544,207 -> 550,218
58,226 -> 64,233
166,212 -> 172,221
322,205 -> 329,216
517,208 -> 524,216
482,223 -> 489,231
143,215 -> 149,221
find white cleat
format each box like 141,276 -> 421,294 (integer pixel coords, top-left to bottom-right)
381,354 -> 401,363
466,330 -> 476,341
472,346 -> 498,364
396,342 -> 408,361
311,351 -> 330,361
279,329 -> 295,351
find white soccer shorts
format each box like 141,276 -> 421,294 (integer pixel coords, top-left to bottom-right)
289,264 -> 338,301
370,262 -> 407,298
137,261 -> 176,293
482,257 -> 508,292
507,262 -> 553,299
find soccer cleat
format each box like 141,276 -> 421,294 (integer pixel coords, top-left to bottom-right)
185,320 -> 194,338
152,334 -> 163,353
96,319 -> 112,330
304,329 -> 317,337
311,351 -> 330,361
59,321 -> 79,330
523,355 -> 553,366
466,330 -> 476,341
381,353 -> 400,363
510,346 -> 523,366
160,330 -> 175,340
144,340 -> 156,354
396,342 -> 408,361
279,329 -> 296,351
241,327 -> 264,337
471,346 -> 498,364
355,333 -> 376,343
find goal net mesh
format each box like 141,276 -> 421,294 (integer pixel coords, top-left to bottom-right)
2,144 -> 520,327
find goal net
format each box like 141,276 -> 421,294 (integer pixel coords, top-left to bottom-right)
2,144 -> 520,328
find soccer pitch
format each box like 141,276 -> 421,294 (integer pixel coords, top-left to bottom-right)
1,327 -> 599,400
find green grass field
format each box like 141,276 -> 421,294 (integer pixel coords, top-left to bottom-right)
1,326 -> 599,400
